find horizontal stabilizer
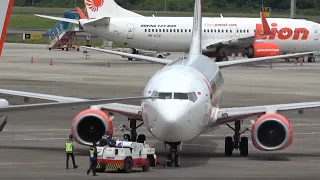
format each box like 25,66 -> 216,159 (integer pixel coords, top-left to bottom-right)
34,14 -> 79,24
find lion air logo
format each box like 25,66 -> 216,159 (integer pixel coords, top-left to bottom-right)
85,0 -> 104,12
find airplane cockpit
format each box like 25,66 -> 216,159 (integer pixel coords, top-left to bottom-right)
151,91 -> 198,102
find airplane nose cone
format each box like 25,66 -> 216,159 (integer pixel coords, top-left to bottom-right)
148,101 -> 198,142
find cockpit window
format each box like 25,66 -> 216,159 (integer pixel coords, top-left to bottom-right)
174,93 -> 188,100
158,92 -> 172,99
151,91 -> 198,102
188,92 -> 197,102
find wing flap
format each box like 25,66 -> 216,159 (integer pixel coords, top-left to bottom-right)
91,103 -> 142,120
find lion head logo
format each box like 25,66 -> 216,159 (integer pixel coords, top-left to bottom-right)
85,0 -> 104,12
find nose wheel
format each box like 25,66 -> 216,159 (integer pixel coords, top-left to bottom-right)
165,142 -> 181,167
225,120 -> 250,157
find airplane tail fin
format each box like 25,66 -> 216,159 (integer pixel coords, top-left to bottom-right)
185,0 -> 202,65
0,0 -> 14,57
84,0 -> 143,18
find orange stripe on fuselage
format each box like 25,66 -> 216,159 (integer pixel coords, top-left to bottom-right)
0,0 -> 14,56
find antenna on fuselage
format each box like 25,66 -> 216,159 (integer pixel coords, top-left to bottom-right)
185,0 -> 202,66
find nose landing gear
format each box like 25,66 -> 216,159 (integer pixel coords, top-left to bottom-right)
225,120 -> 251,157
165,142 -> 181,167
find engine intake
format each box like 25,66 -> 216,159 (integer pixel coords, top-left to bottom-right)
71,109 -> 113,146
251,113 -> 293,151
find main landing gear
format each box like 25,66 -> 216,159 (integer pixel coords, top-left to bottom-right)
165,142 -> 181,167
117,118 -> 145,143
225,120 -> 250,157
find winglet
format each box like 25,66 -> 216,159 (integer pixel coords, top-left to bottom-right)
0,0 -> 14,57
76,7 -> 87,19
260,11 -> 272,35
186,0 -> 202,65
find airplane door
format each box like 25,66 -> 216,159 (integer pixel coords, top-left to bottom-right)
314,25 -> 319,40
127,23 -> 134,39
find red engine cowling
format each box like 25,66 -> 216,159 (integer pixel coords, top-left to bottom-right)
246,42 -> 280,58
251,113 -> 293,151
71,109 -> 113,146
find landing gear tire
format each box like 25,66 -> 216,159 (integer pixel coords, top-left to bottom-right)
166,154 -> 173,167
240,137 -> 248,157
224,136 -> 233,156
225,120 -> 250,157
308,57 -> 315,63
137,134 -> 146,143
216,56 -> 228,62
165,142 -> 181,167
173,153 -> 180,167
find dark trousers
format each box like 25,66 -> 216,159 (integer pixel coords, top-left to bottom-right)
87,159 -> 97,175
66,153 -> 76,168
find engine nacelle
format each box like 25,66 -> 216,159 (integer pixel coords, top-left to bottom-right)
251,113 -> 293,151
71,109 -> 113,146
246,42 -> 280,58
0,99 -> 9,107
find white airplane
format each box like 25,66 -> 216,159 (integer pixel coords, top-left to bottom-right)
0,0 -> 320,168
35,0 -> 320,62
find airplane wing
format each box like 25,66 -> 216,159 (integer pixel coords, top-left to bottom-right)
0,89 -> 150,113
216,51 -> 318,68
204,35 -> 256,50
82,46 -> 172,65
216,102 -> 320,124
91,103 -> 142,120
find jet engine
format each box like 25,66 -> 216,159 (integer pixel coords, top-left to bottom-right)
0,99 -> 9,107
246,42 -> 280,58
251,113 -> 293,151
71,109 -> 113,146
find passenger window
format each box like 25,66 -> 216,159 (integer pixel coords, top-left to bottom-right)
185,29 -> 187,32
144,29 -> 147,32
158,92 -> 172,99
148,29 -> 150,32
155,29 -> 158,32
226,30 -> 228,33
166,29 -> 169,32
152,29 -> 154,32
177,29 -> 179,32
170,29 -> 172,32
189,29 -> 191,32
174,93 -> 188,100
181,29 -> 183,32
159,29 -> 161,32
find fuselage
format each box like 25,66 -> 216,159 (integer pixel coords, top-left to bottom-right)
140,55 -> 224,143
82,17 -> 320,54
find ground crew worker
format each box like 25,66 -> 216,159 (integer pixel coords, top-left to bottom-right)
65,135 -> 78,169
87,142 -> 98,176
105,131 -> 116,147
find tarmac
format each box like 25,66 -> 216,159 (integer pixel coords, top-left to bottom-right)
0,43 -> 320,179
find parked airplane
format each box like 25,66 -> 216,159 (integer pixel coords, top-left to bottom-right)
35,0 -> 320,62
0,0 -> 320,167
